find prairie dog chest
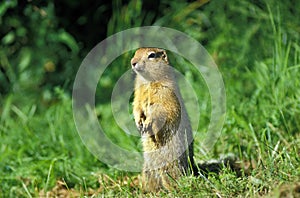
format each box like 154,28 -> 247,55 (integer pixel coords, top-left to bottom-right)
136,83 -> 168,112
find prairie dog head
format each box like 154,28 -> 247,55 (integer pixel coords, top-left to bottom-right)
131,48 -> 171,82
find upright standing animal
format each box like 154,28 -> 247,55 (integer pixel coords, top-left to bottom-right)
131,48 -> 196,192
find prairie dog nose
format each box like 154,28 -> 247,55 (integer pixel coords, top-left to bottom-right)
131,62 -> 137,68
130,58 -> 138,68
131,58 -> 138,68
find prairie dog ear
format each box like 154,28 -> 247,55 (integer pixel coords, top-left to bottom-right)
161,50 -> 169,64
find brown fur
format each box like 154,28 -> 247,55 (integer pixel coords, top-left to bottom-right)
131,48 -> 195,192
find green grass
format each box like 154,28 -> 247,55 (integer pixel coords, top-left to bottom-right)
1,1 -> 300,197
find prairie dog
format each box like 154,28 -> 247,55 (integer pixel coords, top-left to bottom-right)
131,48 -> 195,192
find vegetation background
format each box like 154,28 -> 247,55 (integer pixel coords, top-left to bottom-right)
0,0 -> 299,197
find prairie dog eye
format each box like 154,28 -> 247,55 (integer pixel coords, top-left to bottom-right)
148,52 -> 156,59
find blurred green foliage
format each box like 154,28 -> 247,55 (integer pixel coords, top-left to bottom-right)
0,0 -> 82,106
1,0 -> 299,103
